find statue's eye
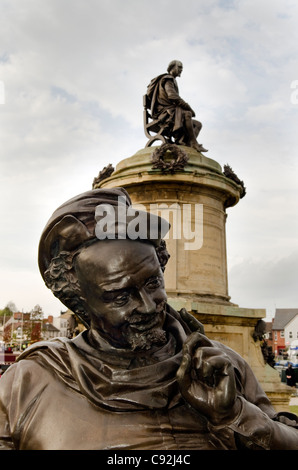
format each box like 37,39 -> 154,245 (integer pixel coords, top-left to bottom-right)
102,290 -> 130,305
146,277 -> 162,289
114,292 -> 130,305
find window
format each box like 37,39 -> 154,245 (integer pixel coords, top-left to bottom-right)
280,331 -> 285,338
289,331 -> 293,339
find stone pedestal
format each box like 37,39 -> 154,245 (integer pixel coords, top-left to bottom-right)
94,145 -> 292,411
96,146 -> 239,304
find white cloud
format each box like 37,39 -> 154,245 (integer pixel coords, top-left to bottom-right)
228,250 -> 298,319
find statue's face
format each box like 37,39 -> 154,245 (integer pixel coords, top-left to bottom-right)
75,239 -> 168,350
171,62 -> 183,78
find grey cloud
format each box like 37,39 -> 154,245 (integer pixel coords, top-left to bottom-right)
228,251 -> 298,317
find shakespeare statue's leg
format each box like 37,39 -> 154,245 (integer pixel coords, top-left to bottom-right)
184,112 -> 208,153
192,120 -> 202,138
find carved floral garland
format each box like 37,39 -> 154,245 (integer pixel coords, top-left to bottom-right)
151,144 -> 189,173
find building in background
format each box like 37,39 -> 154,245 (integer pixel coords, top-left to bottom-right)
0,309 -> 79,350
269,309 -> 298,357
53,310 -> 77,338
43,322 -> 60,341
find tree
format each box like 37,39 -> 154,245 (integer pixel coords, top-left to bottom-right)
30,322 -> 42,344
0,304 -> 14,326
30,304 -> 44,321
29,305 -> 44,344
6,301 -> 17,313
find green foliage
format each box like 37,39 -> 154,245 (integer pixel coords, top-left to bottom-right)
0,305 -> 13,325
289,405 -> 298,415
0,306 -> 13,317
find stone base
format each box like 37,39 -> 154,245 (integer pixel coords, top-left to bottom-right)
95,146 -> 241,303
256,365 -> 292,412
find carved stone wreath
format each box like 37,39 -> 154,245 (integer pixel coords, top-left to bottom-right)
223,164 -> 246,199
151,144 -> 189,174
92,163 -> 115,189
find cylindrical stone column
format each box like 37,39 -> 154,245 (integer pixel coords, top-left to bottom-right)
94,146 -> 241,307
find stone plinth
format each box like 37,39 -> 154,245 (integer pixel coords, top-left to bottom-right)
95,146 -> 240,305
94,145 -> 291,411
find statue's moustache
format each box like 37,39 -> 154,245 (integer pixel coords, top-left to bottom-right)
127,300 -> 166,325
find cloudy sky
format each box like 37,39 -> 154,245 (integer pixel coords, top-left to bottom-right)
0,0 -> 297,320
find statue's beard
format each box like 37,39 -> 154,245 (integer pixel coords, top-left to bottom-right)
124,326 -> 167,351
123,302 -> 167,351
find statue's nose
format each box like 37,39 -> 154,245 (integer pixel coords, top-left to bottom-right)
137,289 -> 156,314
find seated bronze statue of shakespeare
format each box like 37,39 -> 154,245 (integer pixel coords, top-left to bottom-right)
0,188 -> 297,450
144,60 -> 207,152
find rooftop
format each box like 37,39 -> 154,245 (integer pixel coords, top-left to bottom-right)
272,308 -> 298,330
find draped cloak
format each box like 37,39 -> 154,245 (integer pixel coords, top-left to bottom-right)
146,74 -> 191,134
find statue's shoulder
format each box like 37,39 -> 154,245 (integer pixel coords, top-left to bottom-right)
16,337 -> 71,363
147,73 -> 173,97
